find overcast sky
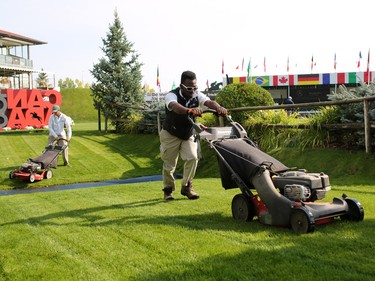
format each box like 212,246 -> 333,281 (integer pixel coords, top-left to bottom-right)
1,0 -> 373,91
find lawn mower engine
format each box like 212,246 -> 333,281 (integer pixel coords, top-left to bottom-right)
272,170 -> 331,202
20,162 -> 42,173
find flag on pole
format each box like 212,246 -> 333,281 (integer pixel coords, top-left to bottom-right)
358,51 -> 362,68
263,57 -> 266,73
311,55 -> 314,71
206,79 -> 209,90
142,83 -> 146,94
287,56 -> 290,73
156,65 -> 161,92
247,58 -> 251,82
241,57 -> 244,71
235,65 -> 239,70
334,52 -> 337,70
222,60 -> 224,74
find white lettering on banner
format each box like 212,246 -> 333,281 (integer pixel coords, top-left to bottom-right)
0,93 -> 8,127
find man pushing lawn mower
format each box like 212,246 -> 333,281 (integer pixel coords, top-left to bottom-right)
160,70 -> 227,201
195,113 -> 364,233
48,105 -> 72,166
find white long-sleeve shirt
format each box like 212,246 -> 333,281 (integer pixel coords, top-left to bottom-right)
48,112 -> 72,139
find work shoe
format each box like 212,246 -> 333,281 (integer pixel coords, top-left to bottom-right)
181,182 -> 200,200
162,187 -> 174,201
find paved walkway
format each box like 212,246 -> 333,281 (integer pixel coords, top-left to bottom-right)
0,175 -> 162,197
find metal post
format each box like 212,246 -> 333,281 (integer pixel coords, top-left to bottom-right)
157,111 -> 161,135
219,116 -> 224,127
364,99 -> 371,153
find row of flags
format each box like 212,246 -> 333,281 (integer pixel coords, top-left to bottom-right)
153,50 -> 371,91
226,49 -> 371,76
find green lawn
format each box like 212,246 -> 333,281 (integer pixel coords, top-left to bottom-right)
0,122 -> 374,280
0,180 -> 374,280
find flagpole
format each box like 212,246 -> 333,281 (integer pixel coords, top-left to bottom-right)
367,48 -> 370,84
222,59 -> 225,86
290,54 -> 292,98
250,58 -> 252,83
334,52 -> 337,93
247,57 -> 251,83
157,65 -> 160,101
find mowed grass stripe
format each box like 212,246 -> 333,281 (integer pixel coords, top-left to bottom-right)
1,134 -> 45,168
72,135 -> 127,168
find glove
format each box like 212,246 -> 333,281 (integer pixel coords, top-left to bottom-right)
187,108 -> 202,117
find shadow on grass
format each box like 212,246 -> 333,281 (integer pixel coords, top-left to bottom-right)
0,199 -> 163,227
0,198 -> 292,235
2,196 -> 372,234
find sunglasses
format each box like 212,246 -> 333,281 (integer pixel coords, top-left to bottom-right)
181,84 -> 198,91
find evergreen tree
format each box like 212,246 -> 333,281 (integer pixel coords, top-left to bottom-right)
90,9 -> 143,132
36,70 -> 49,89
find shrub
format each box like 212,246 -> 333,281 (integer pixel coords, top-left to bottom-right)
137,102 -> 165,134
197,112 -> 219,127
215,82 -> 274,124
122,113 -> 143,134
328,80 -> 375,147
244,110 -> 301,150
244,107 -> 341,150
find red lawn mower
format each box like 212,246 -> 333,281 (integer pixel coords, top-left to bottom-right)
9,139 -> 69,183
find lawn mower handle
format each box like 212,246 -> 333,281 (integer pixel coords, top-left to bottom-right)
51,137 -> 70,144
187,109 -> 233,134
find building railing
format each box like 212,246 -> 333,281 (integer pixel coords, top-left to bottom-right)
0,54 -> 33,68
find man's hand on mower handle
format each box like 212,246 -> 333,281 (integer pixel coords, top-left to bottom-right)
216,106 -> 228,116
187,106 -> 227,117
187,108 -> 203,117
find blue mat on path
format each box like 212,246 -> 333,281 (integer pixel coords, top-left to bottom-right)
0,175 -> 162,197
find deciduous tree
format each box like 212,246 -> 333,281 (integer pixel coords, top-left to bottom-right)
58,77 -> 77,89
